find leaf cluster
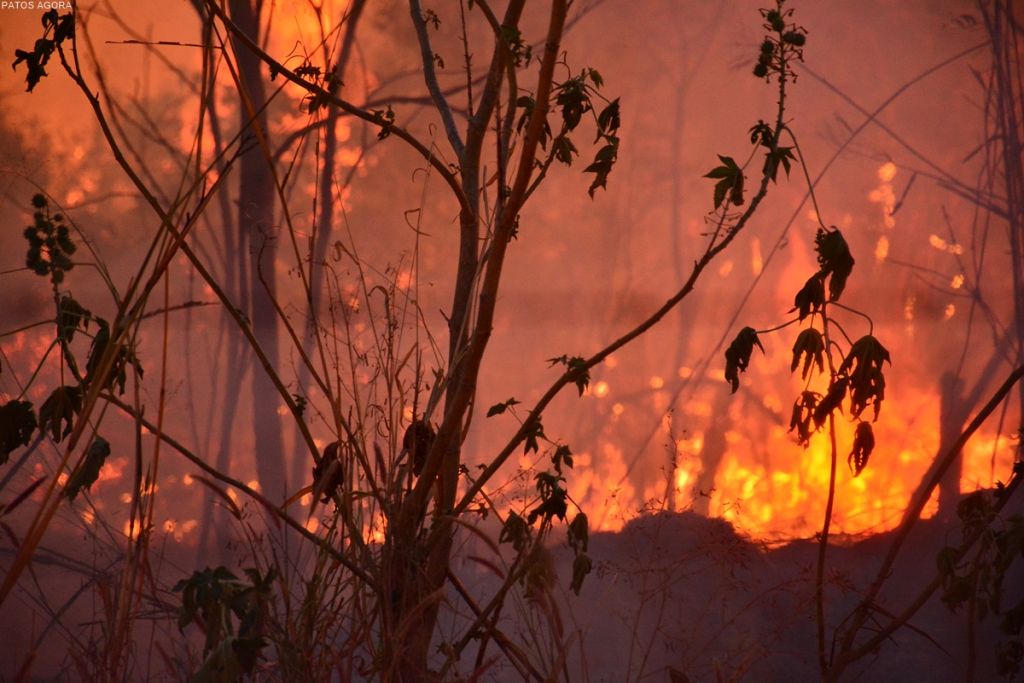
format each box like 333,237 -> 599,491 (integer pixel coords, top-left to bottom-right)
520,68 -> 621,197
937,492 -> 1024,678
11,10 -> 74,92
173,565 -> 276,680
0,196 -> 146,503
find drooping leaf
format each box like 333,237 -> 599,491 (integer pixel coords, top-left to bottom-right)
499,512 -> 530,552
792,273 -> 826,322
553,444 -> 574,473
552,135 -> 578,165
570,552 -> 593,595
813,378 -> 847,428
815,228 -> 855,301
568,512 -> 589,553
402,419 -> 434,476
555,76 -> 591,131
583,136 -> 619,197
38,385 -> 82,442
848,421 -> 874,476
54,13 -> 75,43
57,294 -> 90,344
595,98 -> 621,140
515,95 -> 536,134
788,391 -> 819,447
65,436 -> 110,501
724,326 -> 764,393
838,335 -> 891,420
523,417 -> 545,454
790,328 -> 825,380
526,472 -> 567,525
0,400 -> 37,464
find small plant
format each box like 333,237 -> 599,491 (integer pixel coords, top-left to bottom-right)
173,566 -> 276,679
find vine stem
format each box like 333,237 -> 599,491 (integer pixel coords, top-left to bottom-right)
817,410 -> 839,677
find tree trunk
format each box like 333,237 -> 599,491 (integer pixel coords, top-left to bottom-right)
230,0 -> 286,498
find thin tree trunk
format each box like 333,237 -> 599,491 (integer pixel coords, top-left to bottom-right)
231,0 -> 286,499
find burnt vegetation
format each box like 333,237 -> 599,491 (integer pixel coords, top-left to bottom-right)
1,1 -> 1023,681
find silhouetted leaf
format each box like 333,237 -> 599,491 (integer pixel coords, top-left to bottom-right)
515,95 -> 536,134
583,136 -> 619,197
792,273 -> 825,321
12,13 -> 73,93
54,13 -> 75,43
704,155 -> 744,209
402,419 -> 434,476
57,294 -> 90,344
65,436 -> 110,501
555,76 -> 590,131
548,355 -> 591,396
523,417 -> 545,454
788,391 -> 819,446
595,98 -> 620,140
38,385 -> 82,442
553,444 -> 573,473
0,400 -> 36,464
173,563 -> 271,675
486,397 -> 520,417
749,120 -> 773,147
815,227 -> 855,301
527,472 -> 567,525
763,145 -> 796,182
848,421 -> 874,476
790,328 -> 825,380
552,135 -> 578,165
724,326 -> 763,393
838,335 -> 891,420
813,378 -> 847,427
499,512 -> 530,552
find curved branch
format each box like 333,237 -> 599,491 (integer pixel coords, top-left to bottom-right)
408,0 -> 465,156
